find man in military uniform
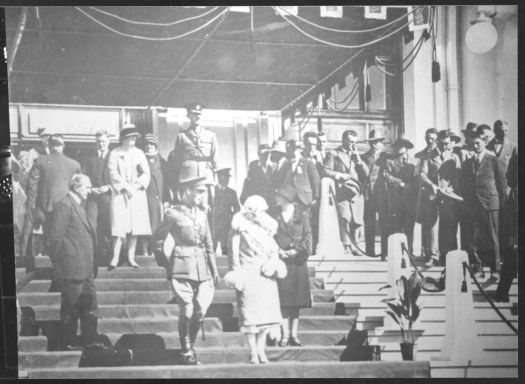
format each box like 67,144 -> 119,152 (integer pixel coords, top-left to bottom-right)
213,167 -> 241,255
168,103 -> 218,204
384,137 -> 419,255
361,130 -> 389,259
324,130 -> 369,255
152,176 -> 219,365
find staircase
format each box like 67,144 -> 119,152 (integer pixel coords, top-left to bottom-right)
15,254 -> 430,379
309,253 -> 518,378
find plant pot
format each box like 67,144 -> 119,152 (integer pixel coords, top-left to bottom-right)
400,342 -> 416,361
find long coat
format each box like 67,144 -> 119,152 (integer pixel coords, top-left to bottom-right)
107,146 -> 151,237
47,193 -> 97,280
146,154 -> 168,234
26,152 -> 82,216
240,160 -> 273,204
275,210 -> 312,308
275,157 -> 320,207
213,185 -> 241,249
323,146 -> 369,226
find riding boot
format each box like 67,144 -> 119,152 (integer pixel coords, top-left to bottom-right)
178,316 -> 196,365
189,315 -> 203,363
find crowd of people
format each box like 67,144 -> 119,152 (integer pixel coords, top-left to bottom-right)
11,102 -> 518,365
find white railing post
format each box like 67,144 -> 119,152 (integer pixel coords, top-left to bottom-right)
315,177 -> 345,259
436,250 -> 484,361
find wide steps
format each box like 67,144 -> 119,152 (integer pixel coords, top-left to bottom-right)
22,361 -> 431,379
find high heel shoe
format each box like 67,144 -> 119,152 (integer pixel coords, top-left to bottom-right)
107,264 -> 117,271
278,337 -> 289,347
249,352 -> 259,364
258,353 -> 269,364
129,261 -> 139,269
289,337 -> 303,347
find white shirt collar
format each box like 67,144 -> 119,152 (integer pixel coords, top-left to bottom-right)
68,191 -> 82,205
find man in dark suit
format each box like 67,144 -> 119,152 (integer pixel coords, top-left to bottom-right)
384,138 -> 420,255
213,167 -> 241,255
84,130 -> 112,266
459,130 -> 507,279
415,128 -> 441,267
361,130 -> 389,259
275,140 -> 320,210
487,120 -> 517,175
47,174 -> 100,350
25,134 -> 82,247
267,140 -> 288,217
324,130 -> 369,255
240,144 -> 272,204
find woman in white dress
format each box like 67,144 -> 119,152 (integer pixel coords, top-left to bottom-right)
227,195 -> 285,364
107,125 -> 151,269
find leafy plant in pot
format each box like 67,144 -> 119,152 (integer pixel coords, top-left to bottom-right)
379,271 -> 424,360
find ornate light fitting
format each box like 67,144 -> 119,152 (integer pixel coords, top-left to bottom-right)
465,6 -> 498,54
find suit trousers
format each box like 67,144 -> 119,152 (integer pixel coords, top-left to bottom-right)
57,277 -> 98,348
364,196 -> 388,257
420,198 -> 439,260
86,195 -> 111,266
467,199 -> 500,272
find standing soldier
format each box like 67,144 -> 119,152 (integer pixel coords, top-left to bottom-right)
361,130 -> 389,259
383,138 -> 420,254
84,130 -> 112,267
152,176 -> 219,365
213,167 -> 241,255
168,103 -> 218,205
324,130 -> 369,255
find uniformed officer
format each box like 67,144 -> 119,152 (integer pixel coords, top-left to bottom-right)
213,167 -> 241,255
152,176 -> 220,365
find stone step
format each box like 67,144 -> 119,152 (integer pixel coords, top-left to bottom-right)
18,288 -> 335,308
19,344 -> 518,370
18,336 -> 48,352
332,291 -> 518,304
430,360 -> 519,378
27,302 -> 341,322
22,361 -> 431,379
22,277 -> 325,293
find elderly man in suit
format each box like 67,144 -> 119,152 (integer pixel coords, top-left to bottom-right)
213,167 -> 241,255
361,130 -> 389,259
47,174 -> 100,350
26,134 -> 82,247
459,130 -> 507,279
240,144 -> 272,204
487,120 -> 516,174
84,130 -> 112,267
384,138 -> 420,255
324,130 -> 369,255
275,140 -> 320,211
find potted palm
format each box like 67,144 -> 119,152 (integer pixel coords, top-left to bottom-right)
379,272 -> 423,360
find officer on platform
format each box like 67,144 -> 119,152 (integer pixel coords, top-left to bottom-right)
152,176 -> 219,365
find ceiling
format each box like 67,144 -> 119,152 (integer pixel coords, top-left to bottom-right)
5,6 -> 409,111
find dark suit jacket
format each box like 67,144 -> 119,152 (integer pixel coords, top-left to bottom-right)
361,150 -> 389,200
26,152 -> 82,214
240,160 -> 273,204
384,156 -> 420,212
47,194 -> 97,280
460,151 -> 507,211
487,138 -> 517,174
213,185 -> 241,233
84,151 -> 111,189
275,157 -> 320,206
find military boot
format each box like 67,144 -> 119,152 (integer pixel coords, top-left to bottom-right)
178,316 -> 197,365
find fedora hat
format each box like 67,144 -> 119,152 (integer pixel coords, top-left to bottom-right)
437,129 -> 461,144
366,129 -> 385,142
340,177 -> 362,200
178,176 -> 208,191
269,140 -> 287,155
393,137 -> 414,150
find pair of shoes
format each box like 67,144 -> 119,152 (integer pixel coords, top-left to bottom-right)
344,246 -> 352,254
278,337 -> 289,347
489,272 -> 500,283
249,352 -> 259,364
289,337 -> 303,347
180,350 -> 198,365
84,342 -> 108,351
258,353 -> 269,364
64,344 -> 84,351
424,259 -> 439,268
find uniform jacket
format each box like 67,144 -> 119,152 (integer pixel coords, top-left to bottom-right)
152,204 -> 218,282
240,160 -> 273,204
275,210 -> 312,308
213,185 -> 241,234
487,138 -> 517,174
459,151 -> 507,211
169,126 -> 218,186
47,194 -> 97,280
275,157 -> 320,206
26,152 -> 82,214
361,150 -> 389,200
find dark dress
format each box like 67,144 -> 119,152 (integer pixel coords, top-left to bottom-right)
275,209 -> 312,309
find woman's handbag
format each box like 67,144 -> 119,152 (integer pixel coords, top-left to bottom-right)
261,258 -> 287,279
223,269 -> 247,291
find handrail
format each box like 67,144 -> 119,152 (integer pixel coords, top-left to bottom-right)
463,262 -> 518,335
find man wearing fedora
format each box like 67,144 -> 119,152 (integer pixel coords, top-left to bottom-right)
240,144 -> 273,205
26,134 -> 82,249
384,137 -> 419,254
84,130 -> 113,267
168,103 -> 218,204
213,167 -> 241,255
324,130 -> 369,255
274,140 -> 320,213
361,130 -> 389,259
152,176 -> 219,365
142,133 -> 169,256
267,140 -> 289,216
